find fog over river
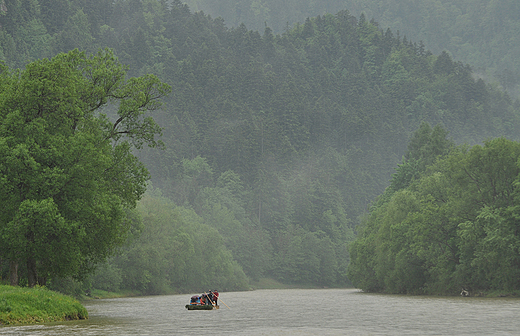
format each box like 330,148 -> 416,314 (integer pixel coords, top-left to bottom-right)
1,289 -> 520,335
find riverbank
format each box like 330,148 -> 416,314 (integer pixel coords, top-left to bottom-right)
248,278 -> 520,297
82,278 -> 326,300
249,278 -> 347,290
82,279 -> 519,299
85,288 -> 143,299
0,285 -> 88,325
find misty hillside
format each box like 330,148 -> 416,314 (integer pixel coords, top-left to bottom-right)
182,0 -> 520,98
1,0 -> 519,292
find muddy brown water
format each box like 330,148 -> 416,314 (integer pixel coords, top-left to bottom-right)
1,288 -> 520,335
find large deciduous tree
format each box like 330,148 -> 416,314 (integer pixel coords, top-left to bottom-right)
0,48 -> 170,286
348,136 -> 520,294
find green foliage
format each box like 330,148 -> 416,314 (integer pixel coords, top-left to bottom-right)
89,263 -> 122,292
349,137 -> 520,294
91,192 -> 250,294
53,9 -> 94,54
184,0 -> 520,98
386,122 -> 455,196
0,285 -> 87,325
2,1 -> 520,290
46,276 -> 91,298
0,48 -> 170,286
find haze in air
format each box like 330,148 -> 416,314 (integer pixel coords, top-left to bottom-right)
0,0 -> 519,296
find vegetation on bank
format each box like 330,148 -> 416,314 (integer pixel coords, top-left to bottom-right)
348,125 -> 520,295
1,0 -> 520,296
0,285 -> 87,325
0,48 -> 170,288
79,277 -> 339,298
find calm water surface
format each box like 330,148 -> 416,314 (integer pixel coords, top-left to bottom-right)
1,289 -> 520,335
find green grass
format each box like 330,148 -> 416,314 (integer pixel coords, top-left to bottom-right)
0,285 -> 88,325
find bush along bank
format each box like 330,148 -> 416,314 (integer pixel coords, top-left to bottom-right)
0,285 -> 88,325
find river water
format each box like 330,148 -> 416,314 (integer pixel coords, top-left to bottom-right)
1,288 -> 520,335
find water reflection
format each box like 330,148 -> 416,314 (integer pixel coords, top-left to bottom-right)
1,289 -> 520,335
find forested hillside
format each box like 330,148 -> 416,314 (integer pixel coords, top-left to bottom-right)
349,126 -> 520,295
183,0 -> 520,98
0,0 -> 519,293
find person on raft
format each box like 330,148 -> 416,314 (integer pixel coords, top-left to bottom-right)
190,295 -> 202,305
209,290 -> 219,305
189,291 -> 219,306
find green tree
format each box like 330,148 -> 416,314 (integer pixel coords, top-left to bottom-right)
39,0 -> 71,35
52,9 -> 94,54
454,138 -> 520,291
349,137 -> 520,294
387,122 -> 454,195
0,48 -> 170,286
108,192 -> 250,293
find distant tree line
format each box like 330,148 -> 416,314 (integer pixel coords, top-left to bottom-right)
0,0 -> 519,294
349,123 -> 520,295
183,0 -> 520,98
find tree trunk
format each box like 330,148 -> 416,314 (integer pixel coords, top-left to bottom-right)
9,260 -> 19,286
27,258 -> 37,287
38,276 -> 47,286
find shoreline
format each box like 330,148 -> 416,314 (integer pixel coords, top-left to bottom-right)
0,285 -> 88,326
83,278 -> 520,300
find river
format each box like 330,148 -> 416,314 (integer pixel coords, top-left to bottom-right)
1,288 -> 520,335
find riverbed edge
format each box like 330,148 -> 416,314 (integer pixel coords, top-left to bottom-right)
81,277 -> 520,300
0,285 -> 88,326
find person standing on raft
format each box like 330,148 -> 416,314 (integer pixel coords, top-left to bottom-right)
210,290 -> 219,305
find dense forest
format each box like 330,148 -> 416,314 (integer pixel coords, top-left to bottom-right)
183,0 -> 520,98
349,124 -> 520,294
0,0 -> 519,295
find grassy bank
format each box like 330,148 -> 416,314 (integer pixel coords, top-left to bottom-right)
0,285 -> 88,325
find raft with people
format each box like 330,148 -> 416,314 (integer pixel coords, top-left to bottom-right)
185,290 -> 219,310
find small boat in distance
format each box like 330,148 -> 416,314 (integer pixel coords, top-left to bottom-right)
185,291 -> 219,310
185,303 -> 217,310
